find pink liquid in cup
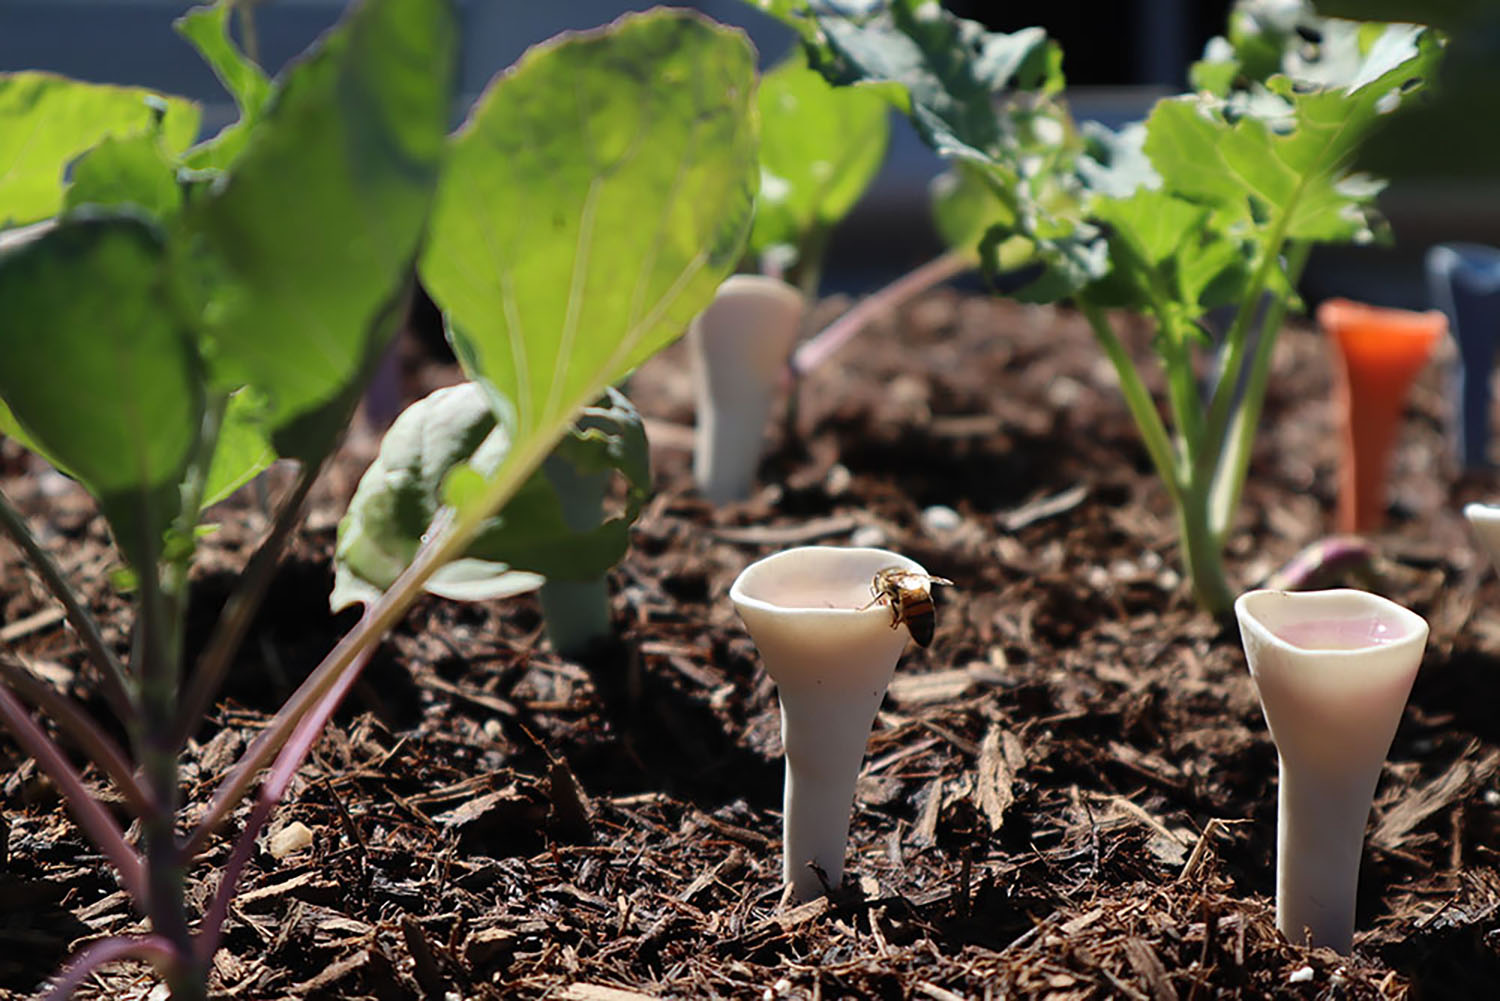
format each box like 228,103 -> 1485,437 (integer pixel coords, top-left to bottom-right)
1272,617 -> 1402,651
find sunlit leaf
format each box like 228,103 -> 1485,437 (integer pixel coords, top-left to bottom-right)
175,2 -> 273,169
63,133 -> 183,220
0,215 -> 203,567
0,73 -> 198,228
186,0 -> 457,464
420,10 -> 757,450
751,52 -> 890,259
202,389 -> 275,508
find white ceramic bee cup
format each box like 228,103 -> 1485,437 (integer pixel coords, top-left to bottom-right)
690,275 -> 804,504
730,546 -> 927,901
1235,588 -> 1427,954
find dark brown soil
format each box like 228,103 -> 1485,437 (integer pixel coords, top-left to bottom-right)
4,287 -> 1500,1000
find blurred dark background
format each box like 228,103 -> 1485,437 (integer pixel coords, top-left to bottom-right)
0,0 -> 1487,307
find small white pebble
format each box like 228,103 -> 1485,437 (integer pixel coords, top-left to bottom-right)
268,820 -> 315,860
1085,566 -> 1110,591
851,525 -> 887,548
824,463 -> 852,497
1046,376 -> 1084,408
921,504 -> 962,534
1288,965 -> 1315,984
1485,789 -> 1500,807
762,977 -> 794,1000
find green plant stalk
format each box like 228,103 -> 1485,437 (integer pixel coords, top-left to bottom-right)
1176,478 -> 1234,616
1195,209 -> 1297,493
1210,240 -> 1311,541
1078,301 -> 1183,504
536,451 -> 612,658
1157,312 -> 1204,465
0,488 -> 135,721
1079,300 -> 1242,613
136,396 -> 223,1000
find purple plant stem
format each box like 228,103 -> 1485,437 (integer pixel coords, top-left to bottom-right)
789,250 -> 970,376
0,683 -> 145,902
0,656 -> 149,814
41,933 -> 178,1001
0,488 -> 134,722
196,639 -> 373,963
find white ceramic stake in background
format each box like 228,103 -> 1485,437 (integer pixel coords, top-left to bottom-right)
690,275 -> 804,504
1464,503 -> 1500,570
731,546 -> 925,901
1235,588 -> 1428,954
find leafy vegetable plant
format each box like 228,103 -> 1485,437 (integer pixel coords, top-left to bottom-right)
754,0 -> 1440,614
0,2 -> 756,997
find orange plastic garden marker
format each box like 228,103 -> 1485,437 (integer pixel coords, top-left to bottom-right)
1318,298 -> 1446,533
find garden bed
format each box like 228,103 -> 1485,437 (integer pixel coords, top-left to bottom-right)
3,287 -> 1499,999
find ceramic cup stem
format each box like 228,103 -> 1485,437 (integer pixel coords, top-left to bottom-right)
730,546 -> 923,901
1235,588 -> 1428,954
1427,244 -> 1500,469
690,275 -> 804,504
1317,299 -> 1446,534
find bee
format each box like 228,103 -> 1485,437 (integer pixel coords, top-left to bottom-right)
860,567 -> 953,647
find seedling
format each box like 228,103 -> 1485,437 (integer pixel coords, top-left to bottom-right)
754,0 -> 1440,614
1427,244 -> 1500,469
1235,588 -> 1427,953
1318,299 -> 1445,533
731,546 -> 936,901
0,4 -> 758,997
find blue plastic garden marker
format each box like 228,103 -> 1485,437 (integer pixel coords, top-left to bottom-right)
1427,244 -> 1500,469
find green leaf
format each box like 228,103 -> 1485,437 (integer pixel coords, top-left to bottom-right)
0,214 -> 203,568
420,9 -> 757,445
1087,189 -> 1249,318
202,388 -> 275,508
1145,24 -> 1438,242
750,52 -> 890,258
0,73 -> 198,228
1311,0 -> 1500,180
333,383 -> 650,610
463,388 -> 649,582
931,163 -> 1014,259
185,0 -> 457,465
771,0 -> 1061,167
63,133 -> 183,220
175,2 -> 273,170
332,382 -> 515,611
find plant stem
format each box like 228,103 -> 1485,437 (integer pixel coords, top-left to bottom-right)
175,458 -> 323,748
0,683 -> 145,901
187,424 -> 560,855
234,0 -> 261,68
1078,300 -> 1184,504
0,655 -> 150,814
1210,240 -> 1311,541
196,635 -> 374,963
790,250 -> 970,375
135,394 -> 222,990
41,934 -> 178,1001
1176,482 -> 1234,616
0,487 -> 135,722
1196,210 -> 1295,490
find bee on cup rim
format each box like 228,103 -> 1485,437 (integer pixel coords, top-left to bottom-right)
860,567 -> 953,647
